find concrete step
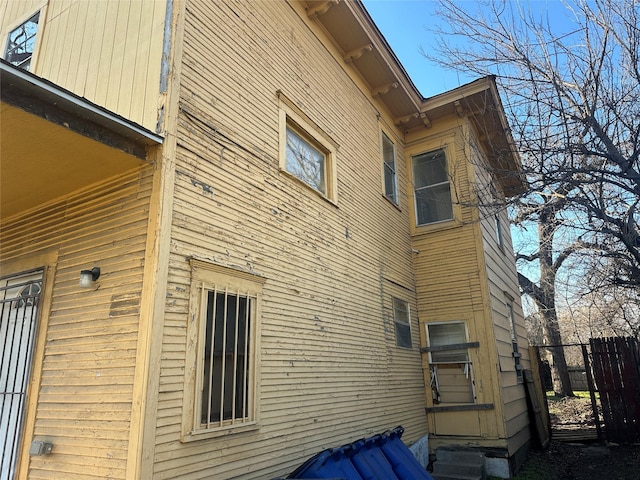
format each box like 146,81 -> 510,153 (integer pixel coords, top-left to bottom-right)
432,448 -> 486,480
433,462 -> 484,477
435,448 -> 485,465
431,472 -> 482,480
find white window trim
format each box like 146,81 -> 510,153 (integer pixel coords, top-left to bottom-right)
278,92 -> 338,203
181,259 -> 265,442
426,321 -> 477,404
406,136 -> 461,232
381,131 -> 398,205
2,6 -> 47,73
392,297 -> 412,349
412,148 -> 454,226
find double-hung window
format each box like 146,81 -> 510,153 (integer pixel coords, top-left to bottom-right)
183,260 -> 264,439
426,322 -> 475,404
382,132 -> 397,204
4,12 -> 40,71
412,149 -> 453,225
392,297 -> 411,348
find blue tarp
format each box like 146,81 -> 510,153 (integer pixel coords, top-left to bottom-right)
285,426 -> 435,480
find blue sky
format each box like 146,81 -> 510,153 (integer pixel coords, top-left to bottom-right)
362,0 -> 570,98
362,0 -> 465,98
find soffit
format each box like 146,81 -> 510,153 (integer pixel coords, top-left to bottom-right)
1,60 -> 162,220
1,103 -> 146,219
301,0 -> 423,122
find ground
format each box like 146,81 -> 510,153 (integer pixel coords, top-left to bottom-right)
508,394 -> 640,480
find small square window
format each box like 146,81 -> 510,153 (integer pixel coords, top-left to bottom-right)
382,132 -> 397,204
392,297 -> 412,348
278,93 -> 337,202
285,125 -> 327,194
4,12 -> 40,71
412,149 -> 453,225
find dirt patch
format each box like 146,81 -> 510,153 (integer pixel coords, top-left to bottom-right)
512,394 -> 640,479
513,440 -> 640,480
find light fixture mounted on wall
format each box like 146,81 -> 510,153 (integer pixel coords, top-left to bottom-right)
79,267 -> 101,288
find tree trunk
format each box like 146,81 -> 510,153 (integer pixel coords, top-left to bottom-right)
540,308 -> 575,397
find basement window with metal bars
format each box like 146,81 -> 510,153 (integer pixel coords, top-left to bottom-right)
184,260 -> 264,439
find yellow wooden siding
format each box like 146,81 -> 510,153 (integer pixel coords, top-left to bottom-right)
0,167 -> 153,480
0,0 -> 166,131
409,120 -> 511,444
151,1 -> 426,478
472,139 -> 531,454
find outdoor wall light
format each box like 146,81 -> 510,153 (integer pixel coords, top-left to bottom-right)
79,267 -> 101,288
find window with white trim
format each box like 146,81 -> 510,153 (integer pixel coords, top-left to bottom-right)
285,124 -> 328,194
426,322 -> 475,404
4,12 -> 40,71
382,132 -> 397,204
392,297 -> 411,348
412,149 -> 453,225
495,213 -> 504,249
184,261 -> 264,438
278,94 -> 337,201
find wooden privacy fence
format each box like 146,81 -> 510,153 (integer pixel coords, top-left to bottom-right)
590,336 -> 640,444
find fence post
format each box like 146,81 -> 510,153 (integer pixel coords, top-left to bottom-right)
582,343 -> 603,442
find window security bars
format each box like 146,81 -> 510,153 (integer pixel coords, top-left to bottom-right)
1,270 -> 43,480
198,285 -> 254,430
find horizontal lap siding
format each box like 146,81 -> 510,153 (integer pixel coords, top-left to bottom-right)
154,1 -> 425,478
474,146 -> 531,451
0,167 -> 153,479
412,122 -> 504,441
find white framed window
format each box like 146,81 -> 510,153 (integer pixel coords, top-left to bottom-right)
285,124 -> 328,194
495,213 -> 504,249
392,297 -> 411,348
183,260 -> 264,440
412,148 -> 453,225
426,322 -> 475,404
382,132 -> 397,204
278,93 -> 337,201
3,12 -> 40,71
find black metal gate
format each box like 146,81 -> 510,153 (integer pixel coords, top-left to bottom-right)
1,270 -> 43,480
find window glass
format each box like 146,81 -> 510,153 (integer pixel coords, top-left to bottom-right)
392,297 -> 411,348
286,126 -> 326,194
495,214 -> 504,248
382,133 -> 397,204
4,12 -> 40,71
428,322 -> 469,363
201,291 -> 252,425
413,149 -> 453,225
185,261 -> 264,438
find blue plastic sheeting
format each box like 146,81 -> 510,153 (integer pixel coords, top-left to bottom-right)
286,426 -> 435,480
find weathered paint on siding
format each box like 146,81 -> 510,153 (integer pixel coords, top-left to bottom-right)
0,0 -> 166,131
0,166 -> 154,479
150,1 -> 426,478
475,156 -> 532,455
408,117 -> 530,451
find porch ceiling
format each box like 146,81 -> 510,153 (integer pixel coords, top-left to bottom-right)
1,60 -> 162,220
1,103 -> 145,219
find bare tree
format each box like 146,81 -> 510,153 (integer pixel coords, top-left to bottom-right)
426,0 -> 640,396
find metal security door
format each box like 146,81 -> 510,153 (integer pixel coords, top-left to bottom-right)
0,270 -> 43,480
